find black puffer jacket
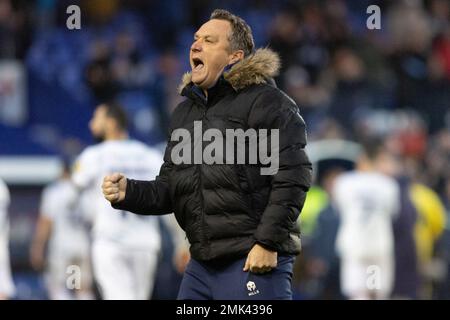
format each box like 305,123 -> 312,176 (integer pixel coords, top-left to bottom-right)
113,48 -> 312,262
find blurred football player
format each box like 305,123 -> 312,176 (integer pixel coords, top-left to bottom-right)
30,163 -> 93,300
72,102 -> 163,300
0,178 -> 15,299
333,139 -> 400,300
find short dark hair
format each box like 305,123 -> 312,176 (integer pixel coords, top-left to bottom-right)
102,102 -> 128,130
360,136 -> 385,161
210,9 -> 255,57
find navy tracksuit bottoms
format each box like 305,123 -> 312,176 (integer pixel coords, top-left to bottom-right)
177,255 -> 295,300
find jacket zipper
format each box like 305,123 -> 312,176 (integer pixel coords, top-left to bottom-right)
198,105 -> 209,257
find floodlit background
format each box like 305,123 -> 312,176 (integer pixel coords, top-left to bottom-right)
0,0 -> 449,299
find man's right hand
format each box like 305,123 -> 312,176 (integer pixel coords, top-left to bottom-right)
102,173 -> 127,204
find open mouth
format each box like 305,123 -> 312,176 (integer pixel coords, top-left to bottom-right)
192,57 -> 204,71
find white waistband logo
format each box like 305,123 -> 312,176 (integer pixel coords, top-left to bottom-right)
246,281 -> 260,296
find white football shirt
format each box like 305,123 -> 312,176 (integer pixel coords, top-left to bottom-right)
40,179 -> 90,255
72,139 -> 163,249
333,171 -> 400,259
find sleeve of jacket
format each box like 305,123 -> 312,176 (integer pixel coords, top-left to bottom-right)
112,141 -> 174,215
249,88 -> 313,252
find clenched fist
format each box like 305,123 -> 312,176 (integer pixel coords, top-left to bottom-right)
243,243 -> 277,274
102,173 -> 127,203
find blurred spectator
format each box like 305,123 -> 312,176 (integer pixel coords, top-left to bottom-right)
0,0 -> 32,59
428,0 -> 450,38
111,31 -> 152,90
85,40 -> 118,102
151,49 -> 184,131
352,0 -> 450,136
327,46 -> 378,133
422,129 -> 450,192
81,0 -> 120,26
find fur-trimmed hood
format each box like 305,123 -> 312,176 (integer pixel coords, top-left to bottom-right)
178,48 -> 280,93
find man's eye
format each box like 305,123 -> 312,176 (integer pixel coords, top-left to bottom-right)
205,39 -> 212,43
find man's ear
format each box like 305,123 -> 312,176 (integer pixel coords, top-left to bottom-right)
229,50 -> 244,65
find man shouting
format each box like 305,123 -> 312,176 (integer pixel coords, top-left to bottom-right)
102,9 -> 312,300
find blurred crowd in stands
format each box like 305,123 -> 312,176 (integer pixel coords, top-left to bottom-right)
0,0 -> 449,299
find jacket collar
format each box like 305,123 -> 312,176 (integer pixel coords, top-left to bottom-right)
181,75 -> 235,107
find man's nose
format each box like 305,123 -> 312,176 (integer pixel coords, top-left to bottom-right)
191,40 -> 202,53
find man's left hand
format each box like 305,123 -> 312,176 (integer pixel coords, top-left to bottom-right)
243,243 -> 277,274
